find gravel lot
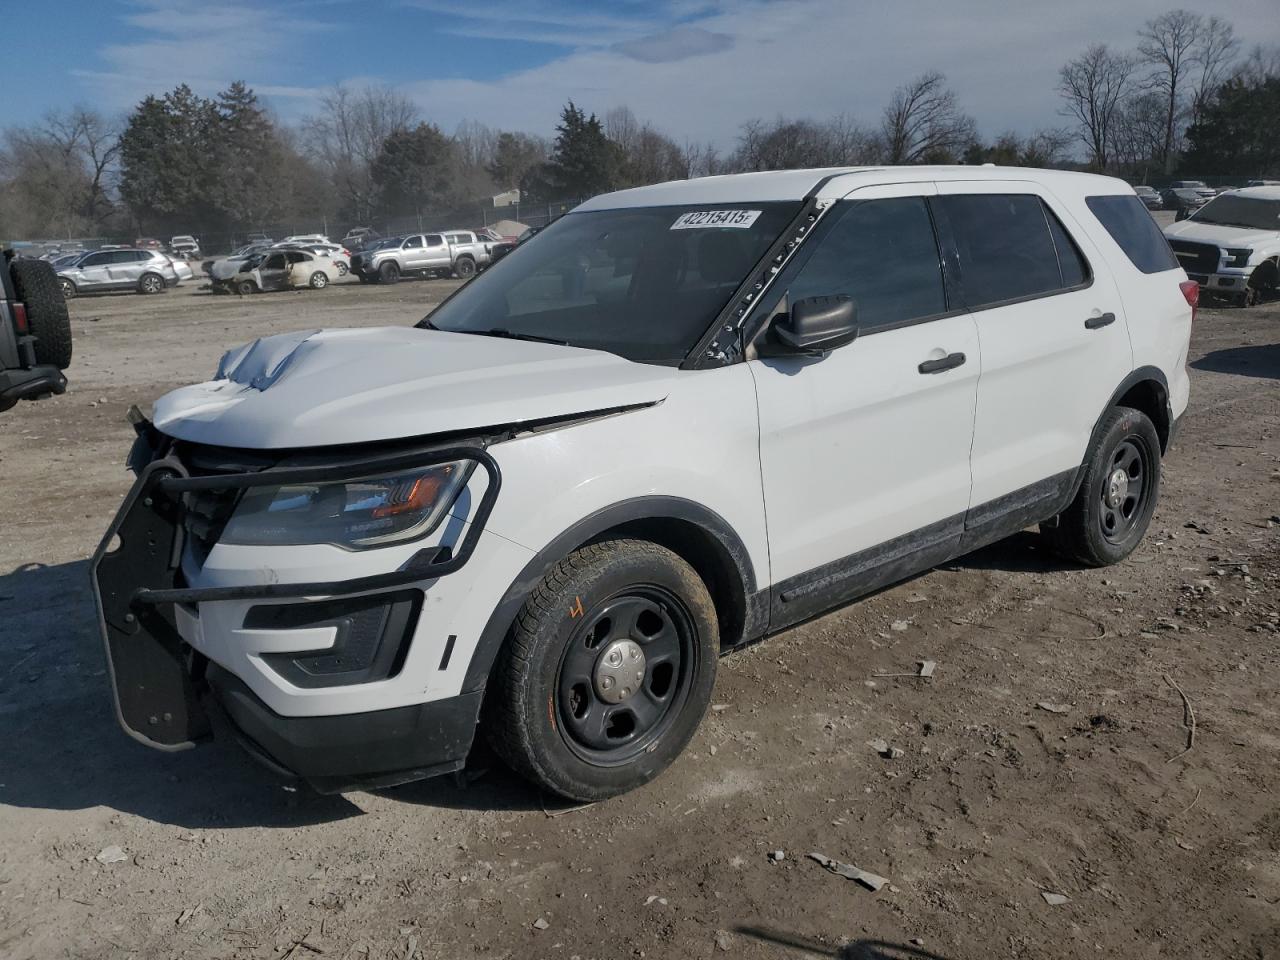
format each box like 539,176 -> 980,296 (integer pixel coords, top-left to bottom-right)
1,274 -> 1277,960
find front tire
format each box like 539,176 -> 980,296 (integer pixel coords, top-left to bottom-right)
236,279 -> 256,295
379,262 -> 400,284
485,539 -> 718,801
1041,407 -> 1161,566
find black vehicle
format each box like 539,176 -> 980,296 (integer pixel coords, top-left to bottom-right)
488,225 -> 543,265
0,249 -> 72,412
1161,188 -> 1209,221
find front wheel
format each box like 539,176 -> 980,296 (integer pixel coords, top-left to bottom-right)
379,262 -> 400,284
485,539 -> 718,801
1041,407 -> 1161,566
236,279 -> 256,295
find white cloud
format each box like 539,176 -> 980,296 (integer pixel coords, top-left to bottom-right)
388,0 -> 1276,147
76,0 -> 330,112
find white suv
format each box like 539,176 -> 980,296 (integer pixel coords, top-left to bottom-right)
93,167 -> 1195,801
1163,185 -> 1280,307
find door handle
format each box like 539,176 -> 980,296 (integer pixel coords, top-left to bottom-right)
918,352 -> 966,374
1084,312 -> 1116,329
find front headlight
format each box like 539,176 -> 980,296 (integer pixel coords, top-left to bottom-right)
1224,248 -> 1252,268
219,461 -> 471,549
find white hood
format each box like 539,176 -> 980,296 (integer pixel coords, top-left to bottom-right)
151,327 -> 676,449
1163,219 -> 1279,248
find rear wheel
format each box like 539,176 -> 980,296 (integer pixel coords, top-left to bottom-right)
453,256 -> 476,279
335,261 -> 348,276
485,539 -> 718,801
10,259 -> 73,369
58,277 -> 76,300
379,262 -> 400,284
1041,407 -> 1161,566
309,271 -> 328,289
138,273 -> 165,295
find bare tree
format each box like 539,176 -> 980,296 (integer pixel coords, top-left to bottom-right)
1190,17 -> 1240,125
1138,10 -> 1202,173
880,72 -> 976,164
733,115 -> 880,171
302,85 -> 418,223
1059,44 -> 1135,172
1113,91 -> 1168,177
1236,43 -> 1280,84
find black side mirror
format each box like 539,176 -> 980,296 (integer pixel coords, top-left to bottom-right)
769,295 -> 859,357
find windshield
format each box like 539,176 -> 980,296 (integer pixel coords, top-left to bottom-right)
1189,195 -> 1280,231
420,202 -> 801,365
372,236 -> 403,250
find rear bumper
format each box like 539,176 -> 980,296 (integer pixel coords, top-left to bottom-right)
0,364 -> 66,408
206,662 -> 481,792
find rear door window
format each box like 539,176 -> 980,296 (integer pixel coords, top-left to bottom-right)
940,194 -> 1080,309
1084,195 -> 1179,274
784,197 -> 947,332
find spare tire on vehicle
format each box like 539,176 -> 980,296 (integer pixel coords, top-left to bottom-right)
9,258 -> 72,369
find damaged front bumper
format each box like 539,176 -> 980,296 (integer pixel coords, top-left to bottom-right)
89,432 -> 501,787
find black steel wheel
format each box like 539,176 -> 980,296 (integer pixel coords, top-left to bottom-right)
1041,406 -> 1161,567
555,587 -> 696,764
1098,438 -> 1147,544
486,539 -> 718,801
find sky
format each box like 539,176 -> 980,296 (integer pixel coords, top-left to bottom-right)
2,0 -> 1277,149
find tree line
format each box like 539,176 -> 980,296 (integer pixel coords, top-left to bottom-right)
1058,11 -> 1279,176
1,7 -> 1276,244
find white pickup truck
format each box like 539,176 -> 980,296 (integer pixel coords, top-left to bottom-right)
350,231 -> 490,283
1163,185 -> 1280,307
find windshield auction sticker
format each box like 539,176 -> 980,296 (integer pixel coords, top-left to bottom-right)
670,210 -> 763,230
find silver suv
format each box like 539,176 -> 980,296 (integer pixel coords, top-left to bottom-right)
57,248 -> 180,299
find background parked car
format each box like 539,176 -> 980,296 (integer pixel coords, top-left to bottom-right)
341,226 -> 378,248
133,237 -> 163,250
166,254 -> 195,283
216,249 -> 337,294
245,232 -> 273,244
1161,187 -> 1209,220
169,235 -> 201,258
57,248 -> 179,298
1133,185 -> 1163,210
274,240 -> 351,276
204,243 -> 273,278
278,233 -> 331,246
1,250 -> 70,411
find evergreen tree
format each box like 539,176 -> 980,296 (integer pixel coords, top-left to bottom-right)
542,102 -> 621,198
370,122 -> 456,218
1183,76 -> 1280,176
213,81 -> 287,226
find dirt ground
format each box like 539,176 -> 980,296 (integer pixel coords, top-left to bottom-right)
0,273 -> 1277,960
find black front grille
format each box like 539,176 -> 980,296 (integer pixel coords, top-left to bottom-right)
1169,240 -> 1219,275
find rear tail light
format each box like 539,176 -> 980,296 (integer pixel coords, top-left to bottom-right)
1179,279 -> 1200,321
12,302 -> 29,335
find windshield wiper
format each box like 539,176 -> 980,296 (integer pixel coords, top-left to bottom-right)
472,328 -> 569,346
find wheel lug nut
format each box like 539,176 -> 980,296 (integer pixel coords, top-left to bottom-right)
601,676 -> 614,690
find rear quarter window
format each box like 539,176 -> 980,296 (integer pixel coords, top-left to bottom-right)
1085,195 -> 1179,274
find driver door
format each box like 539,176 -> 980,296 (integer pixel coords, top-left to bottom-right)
257,253 -> 288,291
748,183 -> 980,627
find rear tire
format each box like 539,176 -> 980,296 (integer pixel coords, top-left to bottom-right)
1041,407 -> 1161,567
10,259 -> 73,369
453,256 -> 476,279
58,277 -> 76,300
379,262 -> 400,284
309,271 -> 328,289
335,261 -> 348,276
485,539 -> 718,802
138,273 -> 165,295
